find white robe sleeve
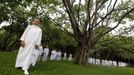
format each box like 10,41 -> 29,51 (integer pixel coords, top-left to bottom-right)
36,29 -> 42,46
20,25 -> 31,41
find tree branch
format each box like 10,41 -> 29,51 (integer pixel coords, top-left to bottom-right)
94,7 -> 134,42
91,0 -> 108,20
93,0 -> 118,29
77,0 -> 81,24
84,0 -> 91,31
62,0 -> 81,42
45,15 -> 74,37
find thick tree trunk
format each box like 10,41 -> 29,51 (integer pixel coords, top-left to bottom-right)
74,42 -> 89,65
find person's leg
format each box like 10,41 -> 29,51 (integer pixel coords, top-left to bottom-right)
22,66 -> 29,75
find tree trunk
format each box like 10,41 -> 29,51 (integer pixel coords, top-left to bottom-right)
74,42 -> 89,65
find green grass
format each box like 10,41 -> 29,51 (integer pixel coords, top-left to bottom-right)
0,51 -> 134,75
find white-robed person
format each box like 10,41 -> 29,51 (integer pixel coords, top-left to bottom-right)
15,18 -> 42,75
31,47 -> 40,67
68,54 -> 73,61
63,51 -> 67,60
42,45 -> 49,62
50,49 -> 57,60
32,45 -> 43,64
56,50 -> 62,60
37,45 -> 43,61
31,45 -> 44,67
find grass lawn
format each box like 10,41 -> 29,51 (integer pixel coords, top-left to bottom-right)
0,51 -> 134,75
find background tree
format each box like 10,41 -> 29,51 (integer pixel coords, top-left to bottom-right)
94,34 -> 134,66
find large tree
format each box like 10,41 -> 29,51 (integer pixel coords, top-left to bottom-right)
58,0 -> 134,65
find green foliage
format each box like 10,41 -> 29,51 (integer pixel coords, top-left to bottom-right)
112,0 -> 134,22
0,0 -> 76,52
94,34 -> 134,63
41,17 -> 76,52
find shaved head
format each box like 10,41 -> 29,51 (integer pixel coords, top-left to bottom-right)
32,18 -> 40,26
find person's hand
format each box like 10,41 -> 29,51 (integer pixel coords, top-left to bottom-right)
35,45 -> 39,49
20,41 -> 25,47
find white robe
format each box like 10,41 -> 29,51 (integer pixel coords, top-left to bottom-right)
39,46 -> 43,55
68,54 -> 72,61
63,53 -> 67,60
37,46 -> 43,61
42,48 -> 49,62
32,46 -> 43,66
15,25 -> 42,70
56,51 -> 62,60
31,49 -> 40,66
50,50 -> 57,60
